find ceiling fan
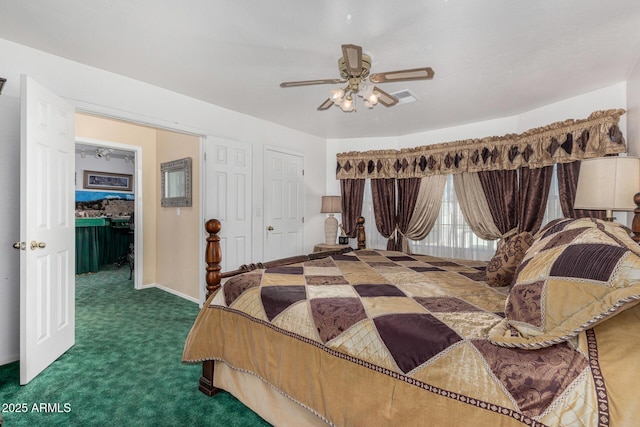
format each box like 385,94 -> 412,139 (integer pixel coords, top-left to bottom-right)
280,44 -> 434,112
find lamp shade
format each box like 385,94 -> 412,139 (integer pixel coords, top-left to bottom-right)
320,196 -> 342,213
574,156 -> 640,211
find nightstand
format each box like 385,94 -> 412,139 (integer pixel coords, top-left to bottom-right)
313,243 -> 351,253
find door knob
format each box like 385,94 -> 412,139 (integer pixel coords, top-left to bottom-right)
13,241 -> 25,250
30,241 -> 46,250
267,226 -> 274,231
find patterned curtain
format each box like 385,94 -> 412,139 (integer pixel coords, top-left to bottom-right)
391,178 -> 422,252
477,169 -> 519,236
518,166 -> 554,233
556,161 -> 606,219
370,178 -> 397,250
337,110 -> 626,180
340,179 -> 366,238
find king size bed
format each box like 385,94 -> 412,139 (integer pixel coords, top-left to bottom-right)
183,216 -> 640,426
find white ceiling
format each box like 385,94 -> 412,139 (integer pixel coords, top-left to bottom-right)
1,0 -> 640,139
75,143 -> 134,160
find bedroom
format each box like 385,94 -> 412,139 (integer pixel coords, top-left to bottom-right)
1,1 -> 640,425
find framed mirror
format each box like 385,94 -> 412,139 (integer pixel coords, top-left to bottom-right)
161,157 -> 192,207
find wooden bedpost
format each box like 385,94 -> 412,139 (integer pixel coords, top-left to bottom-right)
197,217 -> 367,397
204,219 -> 222,299
200,219 -> 222,396
357,216 -> 366,250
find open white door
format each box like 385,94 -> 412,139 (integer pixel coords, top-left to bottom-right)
264,149 -> 304,260
19,75 -> 75,384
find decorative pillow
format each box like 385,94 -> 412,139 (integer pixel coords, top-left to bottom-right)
485,232 -> 534,287
532,217 -> 574,240
489,218 -> 640,349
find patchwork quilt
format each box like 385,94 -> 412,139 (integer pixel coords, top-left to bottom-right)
183,249 -> 640,427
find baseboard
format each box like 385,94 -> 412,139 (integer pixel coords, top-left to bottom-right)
141,283 -> 199,304
0,353 -> 19,367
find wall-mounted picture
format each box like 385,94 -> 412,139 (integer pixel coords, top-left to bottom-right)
83,170 -> 133,191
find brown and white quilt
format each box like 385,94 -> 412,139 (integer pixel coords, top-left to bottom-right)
183,248 -> 640,427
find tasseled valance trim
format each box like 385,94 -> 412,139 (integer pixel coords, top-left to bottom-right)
336,109 -> 626,179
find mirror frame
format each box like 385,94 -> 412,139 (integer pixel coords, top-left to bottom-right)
160,157 -> 192,207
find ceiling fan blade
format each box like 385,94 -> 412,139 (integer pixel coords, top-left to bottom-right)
280,78 -> 345,88
317,99 -> 334,111
373,87 -> 399,107
369,67 -> 435,84
341,44 -> 363,76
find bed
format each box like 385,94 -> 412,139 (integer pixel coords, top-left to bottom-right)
183,216 -> 640,426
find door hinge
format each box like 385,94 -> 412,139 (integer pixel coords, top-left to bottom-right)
302,169 -> 304,176
302,217 -> 305,223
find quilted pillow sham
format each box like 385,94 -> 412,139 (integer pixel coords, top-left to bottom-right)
489,218 -> 640,349
485,231 -> 534,287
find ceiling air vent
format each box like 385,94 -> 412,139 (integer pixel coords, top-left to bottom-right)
390,89 -> 418,105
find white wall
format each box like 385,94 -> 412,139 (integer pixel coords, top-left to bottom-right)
627,58 -> 640,156
515,83 -> 627,134
0,38 -> 328,260
0,95 -> 20,364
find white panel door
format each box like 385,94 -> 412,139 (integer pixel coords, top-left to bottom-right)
264,149 -> 304,261
205,137 -> 252,273
20,75 -> 75,384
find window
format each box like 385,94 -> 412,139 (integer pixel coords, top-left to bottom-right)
359,167 -> 563,260
541,165 -> 562,227
408,175 -> 497,260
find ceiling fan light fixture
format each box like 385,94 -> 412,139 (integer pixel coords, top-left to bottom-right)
340,96 -> 354,112
330,88 -> 345,102
358,80 -> 373,98
279,44 -> 433,113
366,92 -> 378,106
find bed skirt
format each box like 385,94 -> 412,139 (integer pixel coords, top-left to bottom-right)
214,361 -> 329,427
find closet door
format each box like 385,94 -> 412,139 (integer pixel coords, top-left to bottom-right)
263,148 -> 304,261
205,137 -> 252,275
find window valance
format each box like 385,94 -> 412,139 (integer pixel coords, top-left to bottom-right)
336,109 -> 626,179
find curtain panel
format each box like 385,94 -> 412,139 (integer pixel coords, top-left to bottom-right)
477,169 -> 519,236
518,165 -> 554,233
391,178 -> 422,252
336,109 -> 626,180
453,173 -> 502,241
556,161 -> 606,220
370,178 -> 397,250
404,174 -> 447,250
340,179 -> 366,238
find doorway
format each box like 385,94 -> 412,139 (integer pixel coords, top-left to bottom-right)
14,79 -> 204,384
75,112 -> 204,301
75,139 -> 140,287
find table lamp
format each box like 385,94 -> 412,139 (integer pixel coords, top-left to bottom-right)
321,196 -> 342,245
574,156 -> 640,222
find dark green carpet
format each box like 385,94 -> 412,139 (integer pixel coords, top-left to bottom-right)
0,265 -> 271,426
